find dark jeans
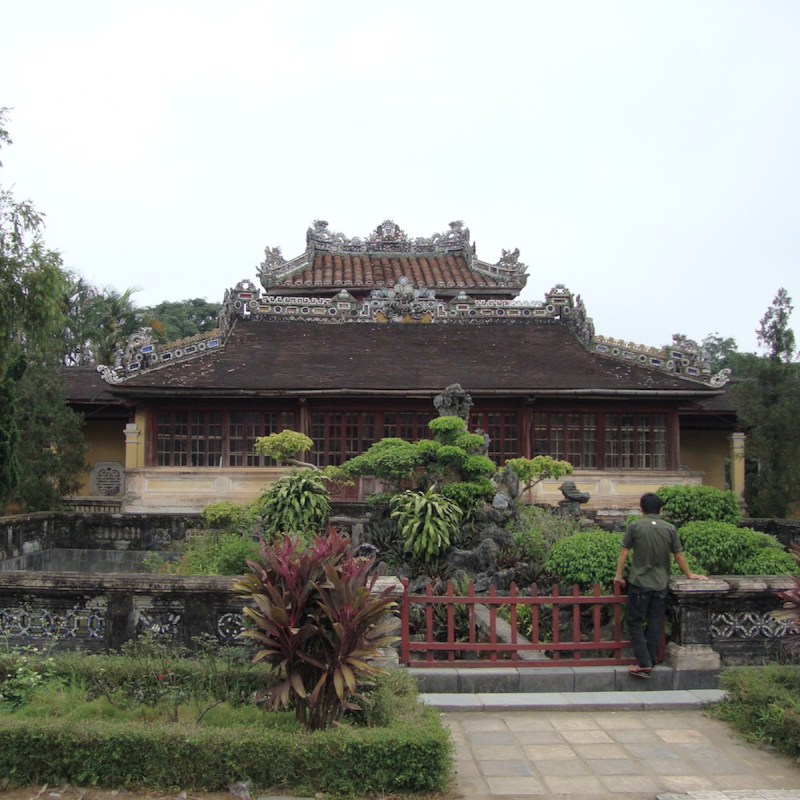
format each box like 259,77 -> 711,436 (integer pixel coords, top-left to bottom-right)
626,583 -> 668,669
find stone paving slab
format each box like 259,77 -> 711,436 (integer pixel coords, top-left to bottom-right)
443,707 -> 800,800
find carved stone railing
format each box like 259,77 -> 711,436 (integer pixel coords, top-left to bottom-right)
0,572 -> 403,660
667,575 -> 797,668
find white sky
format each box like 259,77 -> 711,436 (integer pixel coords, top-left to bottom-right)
3,1 -> 799,355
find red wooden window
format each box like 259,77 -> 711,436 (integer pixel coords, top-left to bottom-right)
155,410 -> 295,467
604,414 -> 667,469
311,412 -> 377,467
382,412 -> 432,441
156,411 -> 223,467
471,412 -> 519,464
534,413 -> 597,469
310,411 -> 434,467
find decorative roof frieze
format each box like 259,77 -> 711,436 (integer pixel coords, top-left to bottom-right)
96,272 -> 728,390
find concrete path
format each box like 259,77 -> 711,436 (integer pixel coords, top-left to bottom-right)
424,693 -> 800,800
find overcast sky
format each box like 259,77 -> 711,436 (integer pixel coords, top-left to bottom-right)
3,1 -> 799,355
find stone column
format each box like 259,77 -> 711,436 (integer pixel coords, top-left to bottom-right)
124,423 -> 142,469
666,577 -> 726,670
729,432 -> 746,503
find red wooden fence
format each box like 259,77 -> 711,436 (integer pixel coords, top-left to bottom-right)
400,580 -> 659,668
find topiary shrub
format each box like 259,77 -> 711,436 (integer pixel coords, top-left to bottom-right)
657,485 -> 742,527
544,532 -> 624,591
439,478 -> 495,516
678,521 -> 793,575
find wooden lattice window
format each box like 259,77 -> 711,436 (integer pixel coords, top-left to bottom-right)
471,412 -> 520,464
534,413 -> 598,469
156,411 -> 223,467
604,414 -> 667,470
311,412 -> 377,467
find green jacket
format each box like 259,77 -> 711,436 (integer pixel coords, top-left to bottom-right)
622,514 -> 683,591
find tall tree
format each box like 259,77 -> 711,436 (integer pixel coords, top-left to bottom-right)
735,288 -> 800,517
141,298 -> 222,342
0,109 -> 68,372
9,364 -> 87,511
61,275 -> 146,366
700,332 -> 740,373
0,108 -> 87,511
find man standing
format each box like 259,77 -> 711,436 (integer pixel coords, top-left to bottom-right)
614,492 -> 708,677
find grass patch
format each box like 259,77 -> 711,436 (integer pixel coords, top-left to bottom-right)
709,664 -> 800,761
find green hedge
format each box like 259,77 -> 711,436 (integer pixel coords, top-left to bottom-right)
543,532 -> 624,591
0,711 -> 451,793
678,521 -> 800,575
657,484 -> 741,527
0,660 -> 452,793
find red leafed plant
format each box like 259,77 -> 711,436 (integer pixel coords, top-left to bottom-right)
232,532 -> 398,730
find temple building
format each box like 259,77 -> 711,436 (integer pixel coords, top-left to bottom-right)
61,220 -> 740,515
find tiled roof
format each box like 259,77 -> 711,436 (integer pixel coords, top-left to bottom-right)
58,366 -> 126,406
108,318 -> 722,398
257,220 -> 528,298
266,252 -> 521,297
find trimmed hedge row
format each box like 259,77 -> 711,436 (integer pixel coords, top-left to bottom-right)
0,708 -> 452,793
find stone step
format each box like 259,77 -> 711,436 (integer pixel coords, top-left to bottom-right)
408,663 -> 721,693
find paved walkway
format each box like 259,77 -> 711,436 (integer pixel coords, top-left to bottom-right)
424,693 -> 800,800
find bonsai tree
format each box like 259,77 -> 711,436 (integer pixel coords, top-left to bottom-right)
254,429 -> 314,467
341,415 -> 496,515
505,455 -> 574,498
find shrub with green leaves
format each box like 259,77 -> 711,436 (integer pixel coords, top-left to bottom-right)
735,548 -> 800,576
390,488 -> 462,562
253,429 -> 313,464
255,468 -> 331,543
678,521 -> 791,575
341,416 -> 496,507
544,531 -> 624,591
0,648 -> 55,708
657,485 -> 742,527
439,478 -> 495,515
512,526 -> 546,566
512,504 -> 586,556
233,532 -> 398,731
341,438 -> 424,489
200,500 -> 252,533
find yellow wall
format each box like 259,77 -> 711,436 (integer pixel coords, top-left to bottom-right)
680,430 -> 728,489
78,420 -> 127,495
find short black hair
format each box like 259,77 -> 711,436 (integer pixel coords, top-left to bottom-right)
640,493 -> 663,514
